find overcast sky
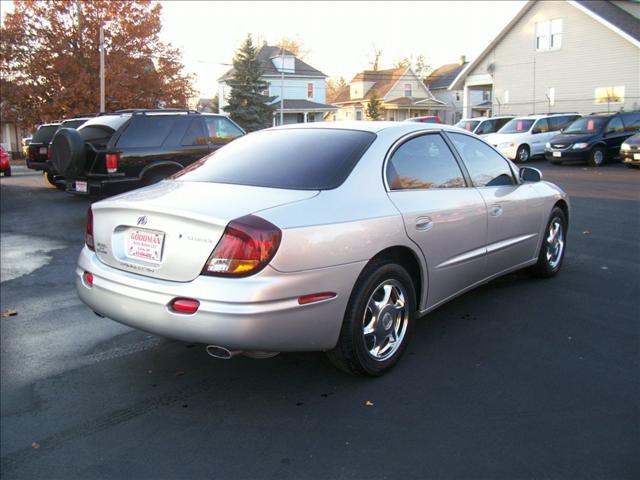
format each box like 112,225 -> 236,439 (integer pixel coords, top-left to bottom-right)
2,0 -> 526,98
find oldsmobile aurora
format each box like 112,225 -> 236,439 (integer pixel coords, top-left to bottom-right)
77,122 -> 569,376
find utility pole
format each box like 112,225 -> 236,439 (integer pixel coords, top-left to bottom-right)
280,46 -> 284,126
99,27 -> 105,112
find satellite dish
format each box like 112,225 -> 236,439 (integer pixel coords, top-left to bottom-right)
486,63 -> 495,74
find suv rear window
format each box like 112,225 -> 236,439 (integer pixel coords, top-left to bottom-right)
78,115 -> 130,144
32,125 -> 60,143
116,116 -> 176,148
175,128 -> 376,190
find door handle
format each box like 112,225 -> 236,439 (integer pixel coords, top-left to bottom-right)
415,217 -> 433,231
489,204 -> 503,217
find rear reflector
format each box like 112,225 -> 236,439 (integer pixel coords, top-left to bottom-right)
298,292 -> 336,305
83,271 -> 94,287
47,145 -> 52,160
105,153 -> 119,174
170,298 -> 200,314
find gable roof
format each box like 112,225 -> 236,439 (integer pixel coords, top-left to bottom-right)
219,45 -> 327,81
450,0 -> 640,90
333,67 -> 409,104
426,62 -> 468,90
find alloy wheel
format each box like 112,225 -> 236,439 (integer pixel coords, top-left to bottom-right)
546,218 -> 565,269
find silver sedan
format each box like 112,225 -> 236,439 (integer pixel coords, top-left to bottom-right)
77,122 -> 569,376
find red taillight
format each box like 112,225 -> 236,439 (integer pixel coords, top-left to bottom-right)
105,153 -> 119,173
83,271 -> 94,287
298,292 -> 336,305
170,298 -> 200,314
86,207 -> 95,251
202,215 -> 281,277
28,147 -> 35,160
47,144 -> 52,160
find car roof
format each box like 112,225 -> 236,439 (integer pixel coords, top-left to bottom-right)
270,121 -> 464,135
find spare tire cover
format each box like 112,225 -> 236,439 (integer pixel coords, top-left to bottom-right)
51,128 -> 86,177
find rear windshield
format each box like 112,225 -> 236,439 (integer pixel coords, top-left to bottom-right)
564,117 -> 607,134
60,119 -> 88,130
174,128 -> 376,190
499,118 -> 535,133
456,120 -> 481,132
32,125 -> 60,143
78,115 -> 130,144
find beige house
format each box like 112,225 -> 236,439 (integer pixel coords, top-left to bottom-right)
332,67 -> 446,121
450,0 -> 640,118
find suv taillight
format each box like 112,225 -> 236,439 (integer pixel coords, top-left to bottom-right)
202,215 -> 281,277
105,153 -> 119,173
47,144 -> 52,160
86,207 -> 95,251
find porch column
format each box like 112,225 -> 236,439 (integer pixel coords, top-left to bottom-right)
462,84 -> 470,118
304,112 -> 308,123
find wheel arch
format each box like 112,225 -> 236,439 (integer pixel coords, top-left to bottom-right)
554,199 -> 569,227
139,160 -> 183,180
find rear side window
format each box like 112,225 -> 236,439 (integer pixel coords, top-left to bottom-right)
204,116 -> 244,144
622,112 -> 640,132
495,117 -> 512,130
181,119 -> 207,146
386,134 -> 465,190
175,128 -> 375,190
32,125 -> 59,143
116,116 -> 176,148
448,132 -> 515,187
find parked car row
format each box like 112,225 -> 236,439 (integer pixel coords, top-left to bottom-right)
27,109 -> 245,196
457,111 -> 639,167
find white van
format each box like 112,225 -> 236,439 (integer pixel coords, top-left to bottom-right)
454,116 -> 514,137
485,113 -> 581,162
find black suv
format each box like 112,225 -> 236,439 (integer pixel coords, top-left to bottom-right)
51,109 -> 245,196
545,111 -> 640,166
27,116 -> 94,187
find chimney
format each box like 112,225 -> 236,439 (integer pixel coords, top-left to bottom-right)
459,55 -> 466,65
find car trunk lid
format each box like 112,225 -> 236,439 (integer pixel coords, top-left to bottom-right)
91,181 -> 318,282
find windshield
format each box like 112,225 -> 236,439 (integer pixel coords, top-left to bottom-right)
32,125 -> 60,143
456,120 -> 481,132
499,118 -> 535,134
563,117 -> 607,134
174,128 -> 376,190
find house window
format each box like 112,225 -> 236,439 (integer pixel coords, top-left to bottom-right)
455,91 -> 460,101
504,90 -> 509,104
536,19 -> 562,51
404,84 -> 412,97
307,113 -> 315,122
297,113 -> 304,123
307,83 -> 314,99
548,87 -> 555,106
356,111 -> 362,121
482,89 -> 491,102
595,86 -> 625,104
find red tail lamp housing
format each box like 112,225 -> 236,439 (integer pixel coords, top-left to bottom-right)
202,215 -> 281,277
170,298 -> 200,314
83,271 -> 94,287
298,292 -> 336,305
47,144 -> 53,160
86,207 -> 95,251
105,153 -> 119,174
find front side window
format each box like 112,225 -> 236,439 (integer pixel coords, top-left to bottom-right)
386,134 -> 465,190
475,120 -> 496,135
448,133 -> 515,188
204,116 -> 244,144
455,120 -> 481,132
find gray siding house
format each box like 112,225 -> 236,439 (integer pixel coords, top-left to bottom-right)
425,57 -> 468,124
218,46 -> 336,125
451,0 -> 640,118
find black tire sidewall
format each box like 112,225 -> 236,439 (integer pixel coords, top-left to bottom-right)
343,262 -> 416,376
588,147 -> 605,167
517,145 -> 530,162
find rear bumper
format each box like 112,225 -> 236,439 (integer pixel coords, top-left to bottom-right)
76,247 -> 365,351
66,175 -> 144,197
26,160 -> 51,172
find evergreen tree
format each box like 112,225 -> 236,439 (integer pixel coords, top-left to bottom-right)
224,35 -> 275,132
365,95 -> 385,120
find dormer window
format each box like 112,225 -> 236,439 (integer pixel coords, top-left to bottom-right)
404,84 -> 412,97
272,55 -> 295,73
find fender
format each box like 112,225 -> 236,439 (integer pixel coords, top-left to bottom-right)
138,160 -> 183,180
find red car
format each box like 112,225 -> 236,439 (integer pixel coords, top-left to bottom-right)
0,146 -> 11,177
404,115 -> 443,124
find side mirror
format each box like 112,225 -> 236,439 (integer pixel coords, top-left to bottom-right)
519,166 -> 542,183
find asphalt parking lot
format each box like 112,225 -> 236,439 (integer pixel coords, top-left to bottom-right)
1,161 -> 638,480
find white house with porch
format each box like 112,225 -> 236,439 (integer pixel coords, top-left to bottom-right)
218,45 -> 336,125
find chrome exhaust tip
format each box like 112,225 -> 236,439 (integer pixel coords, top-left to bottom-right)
205,345 -> 241,360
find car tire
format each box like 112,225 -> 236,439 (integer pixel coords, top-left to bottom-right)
587,146 -> 605,167
44,171 -> 64,190
51,128 -> 86,177
3,167 -> 10,177
326,259 -> 416,376
516,145 -> 530,163
532,206 -> 567,278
